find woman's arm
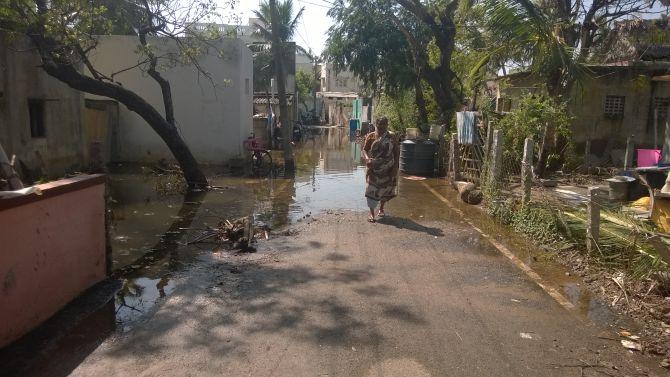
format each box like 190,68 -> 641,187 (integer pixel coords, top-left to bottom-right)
362,134 -> 374,164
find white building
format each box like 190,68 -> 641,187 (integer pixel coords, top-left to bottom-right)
320,64 -> 363,94
318,63 -> 366,126
86,36 -> 253,164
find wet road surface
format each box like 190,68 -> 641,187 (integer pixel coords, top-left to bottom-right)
3,128 -> 666,375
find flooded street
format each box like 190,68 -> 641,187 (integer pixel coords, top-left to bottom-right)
107,128 -> 368,325
3,127 -> 662,376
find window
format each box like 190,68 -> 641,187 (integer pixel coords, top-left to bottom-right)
28,99 -> 46,138
604,95 -> 625,118
653,97 -> 670,122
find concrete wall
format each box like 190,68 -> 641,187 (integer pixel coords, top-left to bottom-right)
0,35 -> 84,178
321,64 -> 363,94
0,174 -> 107,348
86,36 -> 253,164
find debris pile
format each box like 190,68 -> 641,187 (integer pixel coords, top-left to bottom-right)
190,215 -> 270,252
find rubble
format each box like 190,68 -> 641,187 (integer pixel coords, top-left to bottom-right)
189,215 -> 270,252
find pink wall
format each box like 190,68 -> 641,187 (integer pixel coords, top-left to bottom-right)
0,174 -> 107,348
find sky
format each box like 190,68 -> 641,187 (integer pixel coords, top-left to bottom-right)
219,0 -> 334,54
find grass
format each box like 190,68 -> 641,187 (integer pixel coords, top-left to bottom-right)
483,185 -> 670,285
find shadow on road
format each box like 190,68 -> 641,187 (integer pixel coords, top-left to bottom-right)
376,216 -> 444,237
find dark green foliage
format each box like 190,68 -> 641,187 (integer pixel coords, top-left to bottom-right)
325,0 -> 418,94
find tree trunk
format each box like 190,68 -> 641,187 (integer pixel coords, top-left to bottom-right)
31,36 -> 208,188
395,0 -> 460,122
535,122 -> 555,178
269,0 -> 295,174
414,78 -> 428,128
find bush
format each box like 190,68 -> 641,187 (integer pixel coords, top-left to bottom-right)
374,90 -> 418,133
496,94 -> 573,160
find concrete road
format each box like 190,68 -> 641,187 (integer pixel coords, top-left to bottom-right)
71,181 -> 663,376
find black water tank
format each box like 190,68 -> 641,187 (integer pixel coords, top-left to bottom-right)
400,139 -> 437,176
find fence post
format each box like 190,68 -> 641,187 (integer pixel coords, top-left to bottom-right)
490,129 -> 503,183
485,121 -> 494,162
521,137 -> 534,205
624,136 -> 634,170
449,132 -> 460,182
586,186 -> 600,254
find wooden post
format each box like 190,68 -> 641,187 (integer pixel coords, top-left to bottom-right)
583,139 -> 591,173
449,132 -> 460,182
485,121 -> 494,162
490,129 -> 503,182
586,187 -> 600,254
623,136 -> 634,170
521,137 -> 534,205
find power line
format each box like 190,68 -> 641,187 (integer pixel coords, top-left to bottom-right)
296,0 -> 332,9
295,29 -> 310,49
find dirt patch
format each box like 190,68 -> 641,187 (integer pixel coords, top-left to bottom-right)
554,251 -> 670,367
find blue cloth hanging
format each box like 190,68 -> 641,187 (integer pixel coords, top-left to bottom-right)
457,111 -> 476,145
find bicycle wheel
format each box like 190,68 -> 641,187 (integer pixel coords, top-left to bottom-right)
252,150 -> 273,176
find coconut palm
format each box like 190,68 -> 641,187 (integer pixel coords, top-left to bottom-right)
250,0 -> 305,173
473,0 -> 591,177
478,0 -> 587,97
252,0 -> 305,43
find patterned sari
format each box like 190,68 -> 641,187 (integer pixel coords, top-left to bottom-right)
364,131 -> 399,203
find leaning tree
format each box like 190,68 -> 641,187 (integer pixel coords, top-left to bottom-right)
0,0 -> 233,188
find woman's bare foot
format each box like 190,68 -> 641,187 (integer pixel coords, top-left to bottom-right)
377,210 -> 385,217
367,215 -> 376,223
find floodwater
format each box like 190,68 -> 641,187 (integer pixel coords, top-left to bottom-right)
107,126 -> 620,330
108,127 -> 368,325
2,127 -> 628,376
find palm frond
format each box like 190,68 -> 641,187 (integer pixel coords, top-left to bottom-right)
481,0 -> 591,93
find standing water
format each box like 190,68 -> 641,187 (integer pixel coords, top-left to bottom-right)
109,127 -> 367,325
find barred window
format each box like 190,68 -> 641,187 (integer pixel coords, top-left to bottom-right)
654,97 -> 670,121
604,95 -> 625,118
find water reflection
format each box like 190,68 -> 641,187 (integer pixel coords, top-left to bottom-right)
107,127 -> 367,327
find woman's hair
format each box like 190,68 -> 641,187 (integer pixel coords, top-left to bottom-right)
377,117 -> 389,126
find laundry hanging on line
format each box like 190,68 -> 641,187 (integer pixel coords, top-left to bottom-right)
456,111 -> 477,145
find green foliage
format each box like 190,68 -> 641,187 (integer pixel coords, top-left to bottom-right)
511,203 -> 563,244
325,0 -> 418,93
374,90 -> 418,133
253,51 -> 273,93
484,190 -> 670,283
252,0 -> 305,42
295,69 -> 315,108
476,0 -> 589,96
496,94 -> 572,158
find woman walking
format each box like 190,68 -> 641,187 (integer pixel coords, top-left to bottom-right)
362,117 -> 400,222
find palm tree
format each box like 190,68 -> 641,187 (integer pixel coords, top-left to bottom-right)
252,0 -> 305,43
475,0 -> 589,177
251,0 -> 305,173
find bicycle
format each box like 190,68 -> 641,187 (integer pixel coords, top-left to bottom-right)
243,136 -> 273,176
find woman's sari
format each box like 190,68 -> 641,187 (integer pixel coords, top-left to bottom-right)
364,131 -> 399,203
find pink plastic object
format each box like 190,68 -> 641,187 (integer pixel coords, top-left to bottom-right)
636,149 -> 662,167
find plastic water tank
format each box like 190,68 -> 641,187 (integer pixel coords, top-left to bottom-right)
400,139 -> 437,176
